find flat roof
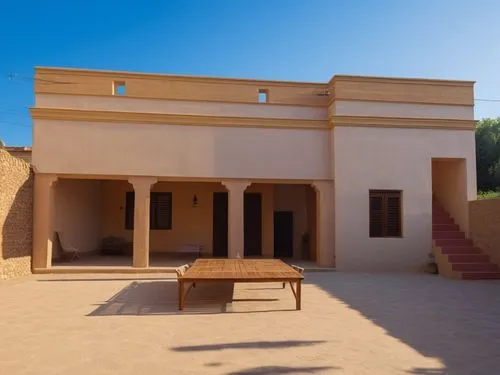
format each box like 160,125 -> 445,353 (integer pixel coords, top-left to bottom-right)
35,66 -> 475,87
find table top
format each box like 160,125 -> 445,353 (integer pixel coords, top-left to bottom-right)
179,259 -> 304,281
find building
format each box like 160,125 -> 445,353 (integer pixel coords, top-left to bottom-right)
30,67 -> 476,272
3,147 -> 32,163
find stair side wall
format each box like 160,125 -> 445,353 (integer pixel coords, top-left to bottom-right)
469,199 -> 500,267
432,243 -> 461,279
432,159 -> 472,237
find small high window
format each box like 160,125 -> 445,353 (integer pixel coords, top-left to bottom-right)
113,81 -> 126,96
369,190 -> 402,238
258,89 -> 269,103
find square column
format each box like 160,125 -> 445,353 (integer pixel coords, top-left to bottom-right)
128,177 -> 157,268
222,180 -> 251,259
32,174 -> 58,269
312,181 -> 335,267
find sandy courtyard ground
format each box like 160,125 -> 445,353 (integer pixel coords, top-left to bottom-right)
0,272 -> 499,375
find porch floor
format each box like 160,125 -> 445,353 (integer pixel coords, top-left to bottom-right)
44,254 -> 333,274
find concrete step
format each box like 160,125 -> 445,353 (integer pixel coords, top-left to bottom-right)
432,216 -> 455,225
433,223 -> 459,231
433,212 -> 447,218
461,272 -> 500,280
452,263 -> 499,272
440,247 -> 481,255
432,211 -> 451,218
435,238 -> 473,247
448,254 -> 489,263
432,231 -> 465,239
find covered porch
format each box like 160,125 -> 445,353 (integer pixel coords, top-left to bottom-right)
32,175 -> 335,272
43,255 -> 329,274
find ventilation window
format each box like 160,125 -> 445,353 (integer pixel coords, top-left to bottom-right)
113,81 -> 126,96
258,89 -> 269,103
369,190 -> 402,238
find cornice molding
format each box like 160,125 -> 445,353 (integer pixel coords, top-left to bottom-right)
327,97 -> 475,108
331,115 -> 475,130
30,108 -> 329,130
30,108 -> 476,131
331,75 -> 475,87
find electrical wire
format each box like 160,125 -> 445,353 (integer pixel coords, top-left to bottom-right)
475,99 -> 500,102
5,73 -> 75,84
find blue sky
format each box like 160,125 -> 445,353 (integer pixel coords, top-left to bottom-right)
1,0 -> 500,145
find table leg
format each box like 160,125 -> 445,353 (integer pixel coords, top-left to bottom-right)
296,280 -> 301,310
178,280 -> 184,311
282,282 -> 286,289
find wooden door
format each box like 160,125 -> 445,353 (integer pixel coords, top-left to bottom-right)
244,193 -> 262,256
212,192 -> 228,257
274,211 -> 294,258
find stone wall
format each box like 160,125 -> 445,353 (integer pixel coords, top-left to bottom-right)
0,149 -> 33,280
469,198 -> 500,266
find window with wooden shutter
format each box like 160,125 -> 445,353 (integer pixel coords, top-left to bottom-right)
150,192 -> 172,230
125,192 -> 135,230
124,192 -> 172,230
369,190 -> 402,238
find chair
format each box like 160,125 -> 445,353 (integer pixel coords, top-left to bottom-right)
54,231 -> 80,262
292,265 -> 305,274
176,263 -> 196,308
175,263 -> 192,277
283,265 -> 304,288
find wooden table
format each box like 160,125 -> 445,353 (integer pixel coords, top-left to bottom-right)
177,259 -> 304,311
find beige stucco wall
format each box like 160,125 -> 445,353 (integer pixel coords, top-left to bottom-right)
0,150 -> 33,279
432,159 -> 469,235
469,199 -> 500,266
100,181 -> 274,256
54,179 -> 102,253
33,120 -> 330,180
333,100 -> 474,120
36,94 -> 328,120
334,127 -> 476,271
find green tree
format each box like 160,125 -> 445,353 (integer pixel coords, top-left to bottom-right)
476,118 -> 500,191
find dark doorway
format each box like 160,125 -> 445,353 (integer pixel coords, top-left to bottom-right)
274,211 -> 294,258
212,192 -> 228,257
244,193 -> 262,256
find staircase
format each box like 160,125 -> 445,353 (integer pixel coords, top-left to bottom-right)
432,201 -> 500,280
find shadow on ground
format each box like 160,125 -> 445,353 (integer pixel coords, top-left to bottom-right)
227,365 -> 337,374
181,341 -> 337,374
88,280 -> 294,315
171,340 -> 326,352
305,272 -> 500,375
38,277 -> 168,282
